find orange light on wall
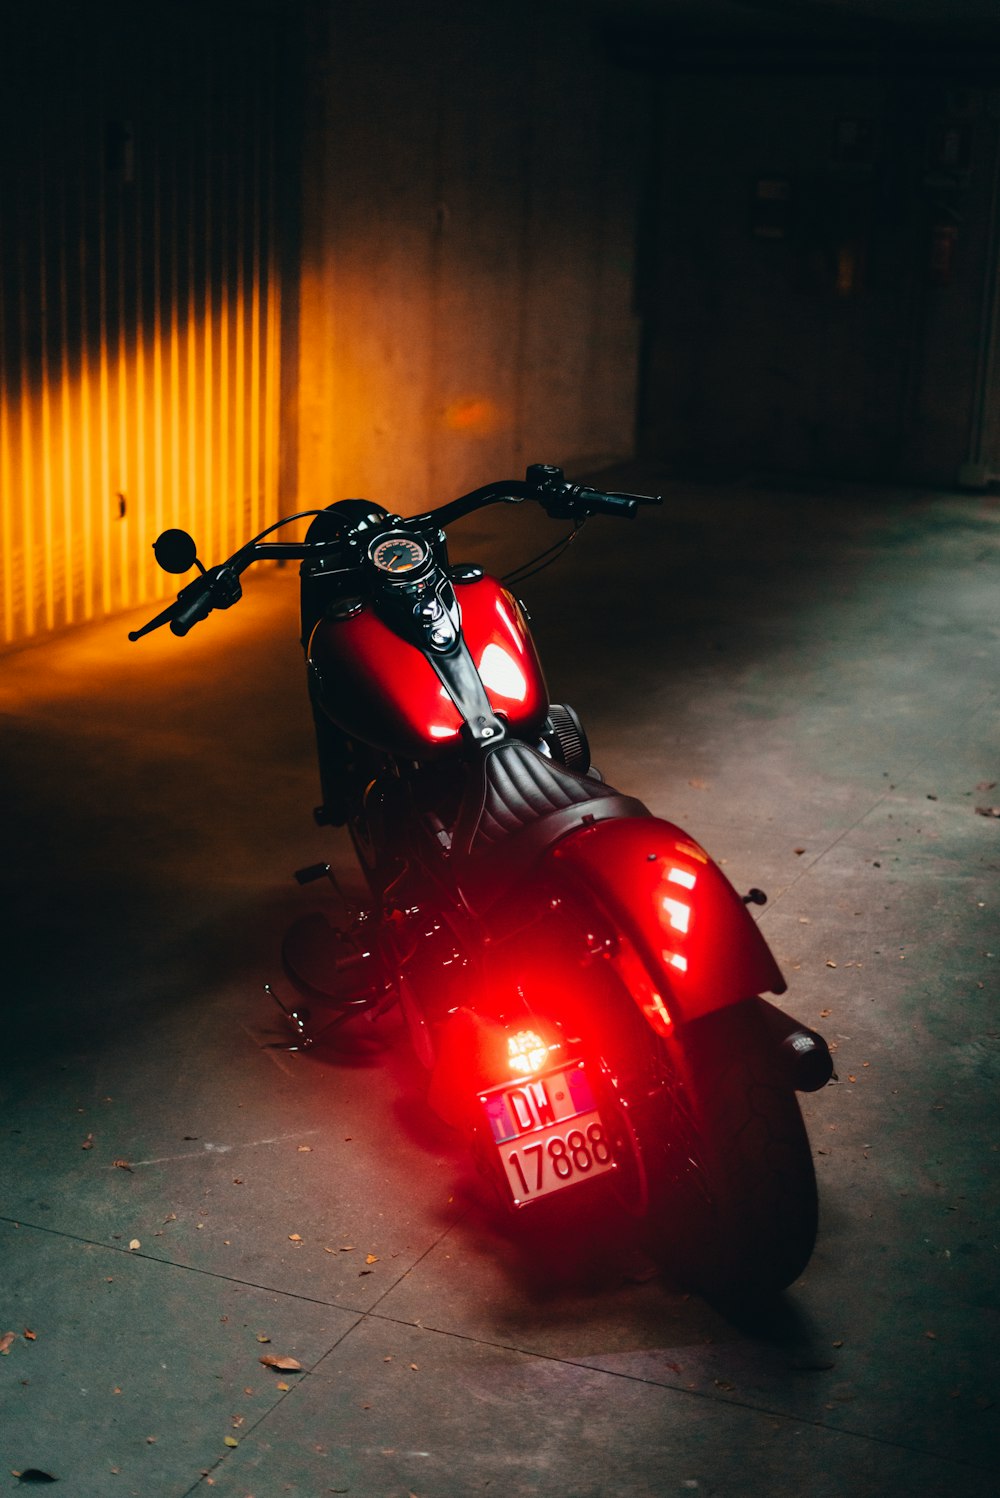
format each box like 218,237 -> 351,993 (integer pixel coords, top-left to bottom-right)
443,396 -> 500,435
0,12 -> 286,650
0,300 -> 282,648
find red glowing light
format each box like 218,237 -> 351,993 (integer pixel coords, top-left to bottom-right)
507,1029 -> 552,1075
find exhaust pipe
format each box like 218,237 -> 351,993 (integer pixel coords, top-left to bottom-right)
756,998 -> 834,1092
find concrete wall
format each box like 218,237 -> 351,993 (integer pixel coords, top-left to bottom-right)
294,0 -> 648,513
638,63 -> 1000,487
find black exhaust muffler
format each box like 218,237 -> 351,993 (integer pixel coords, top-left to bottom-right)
756,997 -> 835,1092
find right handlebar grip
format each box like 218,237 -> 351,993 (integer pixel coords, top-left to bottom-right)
578,489 -> 638,519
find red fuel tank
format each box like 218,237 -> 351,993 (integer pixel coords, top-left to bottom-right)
308,575 -> 549,758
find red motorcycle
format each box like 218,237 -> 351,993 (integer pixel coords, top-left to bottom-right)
130,464 -> 831,1298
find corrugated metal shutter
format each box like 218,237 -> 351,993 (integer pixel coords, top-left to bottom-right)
0,4 -> 286,647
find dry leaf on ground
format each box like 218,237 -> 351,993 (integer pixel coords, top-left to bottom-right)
259,1355 -> 302,1371
0,1332 -> 16,1355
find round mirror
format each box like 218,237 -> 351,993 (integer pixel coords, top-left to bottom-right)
153,528 -> 199,574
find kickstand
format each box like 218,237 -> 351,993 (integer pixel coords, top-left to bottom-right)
262,980 -> 396,1051
262,982 -> 314,1050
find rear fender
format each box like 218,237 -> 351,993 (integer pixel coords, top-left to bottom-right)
547,816 -> 786,1034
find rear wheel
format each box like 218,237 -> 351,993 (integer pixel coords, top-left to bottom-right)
637,998 -> 818,1300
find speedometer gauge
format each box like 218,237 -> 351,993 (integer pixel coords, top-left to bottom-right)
370,533 -> 429,576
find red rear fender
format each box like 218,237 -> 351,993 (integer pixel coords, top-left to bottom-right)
548,816 -> 786,1032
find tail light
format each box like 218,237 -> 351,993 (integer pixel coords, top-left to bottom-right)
507,1029 -> 560,1076
427,1010 -> 565,1128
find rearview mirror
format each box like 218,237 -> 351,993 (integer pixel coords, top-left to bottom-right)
153,528 -> 200,574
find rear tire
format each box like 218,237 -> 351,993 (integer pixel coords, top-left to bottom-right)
640,998 -> 819,1301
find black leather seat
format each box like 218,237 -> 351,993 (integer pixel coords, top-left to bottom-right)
451,739 -> 650,911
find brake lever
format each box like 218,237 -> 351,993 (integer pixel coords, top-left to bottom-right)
128,602 -> 181,642
128,563 -> 242,642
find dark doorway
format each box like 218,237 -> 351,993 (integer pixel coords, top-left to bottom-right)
632,30 -> 1000,486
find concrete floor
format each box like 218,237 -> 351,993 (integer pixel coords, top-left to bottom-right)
1,468 -> 998,1497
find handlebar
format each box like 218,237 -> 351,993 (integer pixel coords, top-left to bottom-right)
128,465 -> 662,642
410,464 -> 660,529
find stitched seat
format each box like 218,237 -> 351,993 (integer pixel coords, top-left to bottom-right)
451,740 -> 650,910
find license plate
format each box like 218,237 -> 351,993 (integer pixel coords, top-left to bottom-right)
479,1062 -> 616,1205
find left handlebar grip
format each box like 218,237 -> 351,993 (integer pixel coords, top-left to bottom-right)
169,578 -> 215,636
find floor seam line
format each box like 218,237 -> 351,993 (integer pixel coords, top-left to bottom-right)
0,1213 -> 394,1315
178,1311 -> 367,1498
352,1308 -> 993,1472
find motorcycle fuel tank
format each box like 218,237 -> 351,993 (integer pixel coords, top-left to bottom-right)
308,574 -> 548,758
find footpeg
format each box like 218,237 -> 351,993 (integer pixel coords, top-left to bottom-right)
742,887 -> 767,906
313,804 -> 345,828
